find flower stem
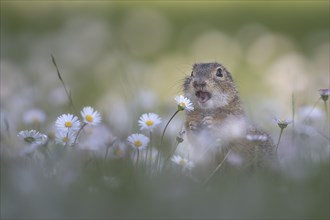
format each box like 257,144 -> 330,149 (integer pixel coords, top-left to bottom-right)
165,141 -> 180,163
104,139 -> 116,163
324,100 -> 329,116
291,92 -> 296,147
302,97 -> 321,123
104,145 -> 110,162
148,131 -> 153,168
276,128 -> 284,153
203,150 -> 231,185
136,150 -> 140,168
74,123 -> 87,145
160,110 -> 180,147
324,100 -> 329,135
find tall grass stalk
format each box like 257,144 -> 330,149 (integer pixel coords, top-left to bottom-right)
51,54 -> 78,115
323,100 -> 329,135
136,150 -> 140,168
165,141 -> 180,163
148,131 -> 153,168
203,150 -> 232,185
74,123 -> 87,145
302,97 -> 321,123
291,92 -> 296,147
276,128 -> 284,153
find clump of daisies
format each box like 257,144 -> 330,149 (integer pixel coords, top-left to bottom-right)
54,113 -> 81,146
54,106 -> 102,147
127,95 -> 194,172
17,106 -> 108,162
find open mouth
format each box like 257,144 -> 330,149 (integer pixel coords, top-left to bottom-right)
195,91 -> 211,103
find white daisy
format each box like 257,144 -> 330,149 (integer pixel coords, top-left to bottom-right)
138,113 -> 162,132
80,106 -> 102,125
17,130 -> 48,145
274,118 -> 292,129
22,108 -> 46,125
127,133 -> 149,150
175,95 -> 194,111
55,114 -> 81,132
108,142 -> 127,159
319,88 -> 330,102
55,130 -> 76,146
246,134 -> 268,142
171,155 -> 194,170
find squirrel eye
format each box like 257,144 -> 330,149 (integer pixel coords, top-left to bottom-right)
216,68 -> 223,78
191,71 -> 194,77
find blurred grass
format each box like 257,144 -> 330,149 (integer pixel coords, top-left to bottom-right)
1,153 -> 329,219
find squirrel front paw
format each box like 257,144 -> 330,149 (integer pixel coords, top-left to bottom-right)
188,121 -> 199,131
201,116 -> 214,128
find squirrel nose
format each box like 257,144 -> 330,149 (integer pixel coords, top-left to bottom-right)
193,80 -> 206,88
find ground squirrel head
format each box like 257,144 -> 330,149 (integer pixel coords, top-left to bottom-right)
184,62 -> 239,110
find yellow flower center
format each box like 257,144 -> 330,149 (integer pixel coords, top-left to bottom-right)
134,140 -> 142,148
179,159 -> 186,166
85,115 -> 93,123
181,102 -> 186,107
114,148 -> 123,156
65,121 -> 72,128
24,136 -> 35,143
47,132 -> 55,140
62,136 -> 69,142
146,120 -> 154,126
32,117 -> 40,124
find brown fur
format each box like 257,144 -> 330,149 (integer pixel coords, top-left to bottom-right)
182,62 -> 275,171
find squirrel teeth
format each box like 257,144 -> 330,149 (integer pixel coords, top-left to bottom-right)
196,91 -> 211,103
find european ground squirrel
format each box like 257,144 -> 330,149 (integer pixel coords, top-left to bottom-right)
182,62 -> 275,170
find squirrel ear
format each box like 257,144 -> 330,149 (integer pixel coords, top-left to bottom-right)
226,70 -> 233,82
216,68 -> 224,78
